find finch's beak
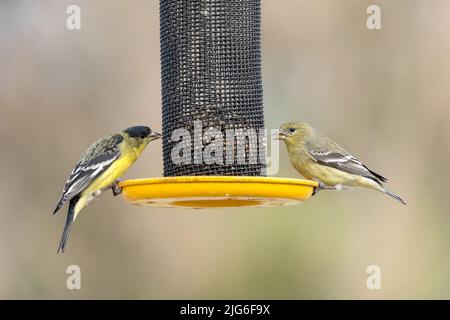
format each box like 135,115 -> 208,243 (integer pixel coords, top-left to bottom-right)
149,131 -> 162,141
272,129 -> 286,140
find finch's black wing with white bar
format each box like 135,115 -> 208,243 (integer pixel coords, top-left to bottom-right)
53,134 -> 123,214
305,139 -> 387,184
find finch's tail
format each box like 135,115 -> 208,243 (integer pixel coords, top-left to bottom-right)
57,197 -> 78,253
384,189 -> 406,205
359,177 -> 406,205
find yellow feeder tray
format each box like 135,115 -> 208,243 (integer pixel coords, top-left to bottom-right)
118,176 -> 318,208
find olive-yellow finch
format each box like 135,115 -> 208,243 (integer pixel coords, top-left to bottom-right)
53,126 -> 162,253
276,121 -> 405,204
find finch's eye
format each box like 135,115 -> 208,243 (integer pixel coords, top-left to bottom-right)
289,128 -> 296,133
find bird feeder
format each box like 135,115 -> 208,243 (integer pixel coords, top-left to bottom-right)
119,0 -> 317,208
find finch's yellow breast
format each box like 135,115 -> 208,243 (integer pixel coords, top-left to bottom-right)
73,140 -> 147,218
81,146 -> 138,198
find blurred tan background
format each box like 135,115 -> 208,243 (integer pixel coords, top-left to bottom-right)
1,0 -> 450,299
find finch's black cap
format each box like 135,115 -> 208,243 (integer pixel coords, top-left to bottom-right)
123,126 -> 151,139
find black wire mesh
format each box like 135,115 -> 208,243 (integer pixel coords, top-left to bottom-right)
159,0 -> 266,176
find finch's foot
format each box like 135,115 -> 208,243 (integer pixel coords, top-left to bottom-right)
312,180 -> 337,196
112,179 -> 123,197
312,181 -> 325,196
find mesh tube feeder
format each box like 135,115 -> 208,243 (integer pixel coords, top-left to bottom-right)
119,0 -> 317,208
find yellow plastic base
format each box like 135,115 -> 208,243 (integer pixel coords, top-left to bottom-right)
118,176 -> 318,208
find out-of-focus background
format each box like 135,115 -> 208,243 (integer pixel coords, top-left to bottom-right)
1,0 -> 449,299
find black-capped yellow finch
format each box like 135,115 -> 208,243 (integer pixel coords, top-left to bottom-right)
275,121 -> 405,205
53,126 -> 162,253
